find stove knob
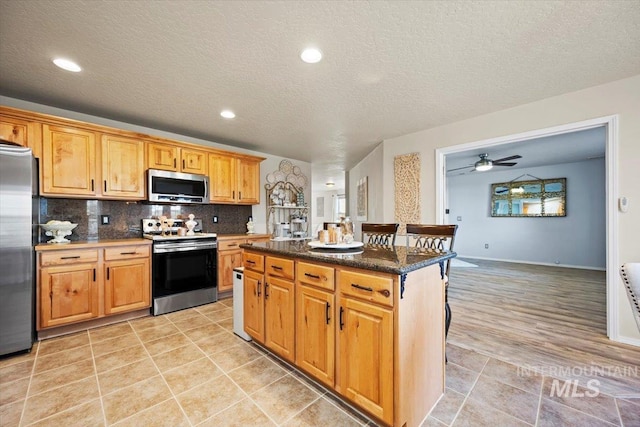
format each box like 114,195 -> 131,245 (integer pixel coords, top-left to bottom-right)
155,222 -> 161,227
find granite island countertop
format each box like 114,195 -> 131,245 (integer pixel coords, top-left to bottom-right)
240,240 -> 456,275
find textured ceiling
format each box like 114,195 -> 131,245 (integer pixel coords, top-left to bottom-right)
1,1 -> 639,191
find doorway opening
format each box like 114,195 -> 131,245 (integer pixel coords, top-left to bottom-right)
435,115 -> 620,341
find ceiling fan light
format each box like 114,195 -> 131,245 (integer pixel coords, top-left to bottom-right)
474,160 -> 493,171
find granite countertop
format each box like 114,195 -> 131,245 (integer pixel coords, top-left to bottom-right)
35,238 -> 151,251
240,240 -> 456,275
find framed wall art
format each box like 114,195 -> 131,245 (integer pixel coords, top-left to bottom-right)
357,176 -> 368,221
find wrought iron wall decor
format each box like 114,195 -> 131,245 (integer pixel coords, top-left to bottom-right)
491,176 -> 566,217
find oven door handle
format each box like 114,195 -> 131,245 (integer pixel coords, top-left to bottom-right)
153,243 -> 217,253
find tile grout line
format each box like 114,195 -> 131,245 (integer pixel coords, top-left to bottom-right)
132,316 -> 197,427
18,340 -> 39,427
87,329 -> 109,427
447,358 -> 488,427
170,312 -> 281,426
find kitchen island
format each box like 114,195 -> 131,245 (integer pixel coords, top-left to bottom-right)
240,240 -> 456,427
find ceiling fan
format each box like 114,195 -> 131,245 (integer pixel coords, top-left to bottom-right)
447,153 -> 522,173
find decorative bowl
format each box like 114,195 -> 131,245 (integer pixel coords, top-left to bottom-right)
40,220 -> 78,244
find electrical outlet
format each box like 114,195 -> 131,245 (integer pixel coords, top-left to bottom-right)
100,215 -> 110,225
484,243 -> 489,249
213,216 -> 218,223
457,216 -> 462,221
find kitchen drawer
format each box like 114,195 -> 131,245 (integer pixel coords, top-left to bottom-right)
243,251 -> 265,272
338,269 -> 394,307
297,262 -> 335,291
104,245 -> 150,261
218,239 -> 246,251
266,256 -> 294,280
40,249 -> 99,267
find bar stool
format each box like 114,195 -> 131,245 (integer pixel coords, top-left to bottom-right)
406,224 -> 458,360
362,223 -> 399,246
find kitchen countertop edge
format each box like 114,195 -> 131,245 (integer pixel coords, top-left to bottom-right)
35,238 -> 152,251
240,241 -> 456,275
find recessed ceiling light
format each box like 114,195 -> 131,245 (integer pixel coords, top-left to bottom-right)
52,58 -> 81,72
325,182 -> 335,187
300,48 -> 323,64
220,110 -> 236,119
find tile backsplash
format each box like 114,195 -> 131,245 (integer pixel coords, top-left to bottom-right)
39,198 -> 252,242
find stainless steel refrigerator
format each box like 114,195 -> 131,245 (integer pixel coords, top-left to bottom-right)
0,142 -> 37,356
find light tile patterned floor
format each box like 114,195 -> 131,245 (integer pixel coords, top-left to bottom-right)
1,298 -> 638,426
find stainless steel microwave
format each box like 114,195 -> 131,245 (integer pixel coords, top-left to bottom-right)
147,169 -> 209,204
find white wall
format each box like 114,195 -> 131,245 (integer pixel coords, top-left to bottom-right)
374,74 -> 640,342
348,142 -> 384,240
0,96 -> 312,236
310,189 -> 340,236
448,159 -> 606,269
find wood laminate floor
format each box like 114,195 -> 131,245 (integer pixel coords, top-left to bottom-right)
429,258 -> 640,427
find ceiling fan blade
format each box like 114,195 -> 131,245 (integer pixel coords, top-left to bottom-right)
492,155 -> 522,163
447,164 -> 473,172
494,162 -> 518,167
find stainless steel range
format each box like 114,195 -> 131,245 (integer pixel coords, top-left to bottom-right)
142,218 -> 217,315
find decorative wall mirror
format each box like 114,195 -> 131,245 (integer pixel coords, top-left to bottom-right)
491,176 -> 566,217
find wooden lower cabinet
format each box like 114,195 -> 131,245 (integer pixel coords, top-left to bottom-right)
242,249 -> 445,427
264,275 -> 295,362
218,235 -> 271,294
37,242 -> 151,330
243,268 -> 265,341
40,262 -> 100,328
104,257 -> 150,315
337,296 -> 394,424
296,284 -> 335,387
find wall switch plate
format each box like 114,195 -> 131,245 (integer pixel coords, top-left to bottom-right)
484,243 -> 489,249
100,215 -> 110,225
213,216 -> 218,223
619,196 -> 629,213
457,216 -> 462,221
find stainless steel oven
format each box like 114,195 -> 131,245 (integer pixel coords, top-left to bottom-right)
143,218 -> 218,315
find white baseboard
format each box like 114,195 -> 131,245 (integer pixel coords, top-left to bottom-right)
613,335 -> 640,348
457,255 -> 606,271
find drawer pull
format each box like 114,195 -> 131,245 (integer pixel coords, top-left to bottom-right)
93,268 -> 96,282
271,265 -> 283,271
379,289 -> 391,298
265,282 -> 269,299
246,260 -> 256,264
227,243 -> 238,247
120,251 -> 137,255
339,306 -> 344,330
257,280 -> 261,297
304,272 -> 320,279
60,256 -> 81,260
107,267 -> 110,280
351,283 -> 373,292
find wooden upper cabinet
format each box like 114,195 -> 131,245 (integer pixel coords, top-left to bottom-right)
237,158 -> 260,204
209,153 -> 236,203
0,115 -> 39,151
101,134 -> 145,198
42,124 -> 97,196
209,153 -> 261,204
147,142 -> 179,171
147,143 -> 207,175
181,148 -> 208,175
